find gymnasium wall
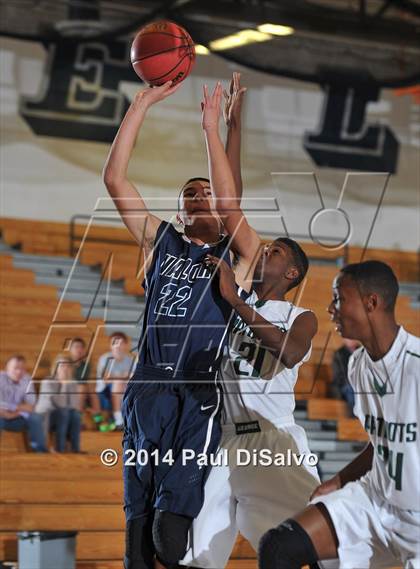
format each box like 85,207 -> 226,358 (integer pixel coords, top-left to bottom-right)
1,37 -> 419,251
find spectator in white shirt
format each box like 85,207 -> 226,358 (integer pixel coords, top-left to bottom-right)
33,353 -> 82,452
95,332 -> 134,431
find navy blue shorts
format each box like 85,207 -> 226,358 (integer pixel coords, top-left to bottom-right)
122,365 -> 222,521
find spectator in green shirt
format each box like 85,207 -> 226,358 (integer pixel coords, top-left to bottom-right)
69,337 -> 101,427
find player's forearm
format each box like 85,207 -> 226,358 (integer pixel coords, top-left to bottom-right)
225,124 -> 243,200
205,129 -> 238,213
103,95 -> 149,188
338,442 -> 374,486
228,298 -> 298,367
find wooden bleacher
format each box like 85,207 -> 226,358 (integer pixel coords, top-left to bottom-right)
0,454 -> 256,567
337,418 -> 369,442
1,216 -> 418,393
0,217 -> 416,568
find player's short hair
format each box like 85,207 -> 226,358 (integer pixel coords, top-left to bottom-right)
182,177 -> 210,188
50,353 -> 74,377
340,260 -> 399,311
6,354 -> 26,365
110,331 -> 129,344
71,337 -> 86,347
275,237 -> 309,290
178,177 -> 211,211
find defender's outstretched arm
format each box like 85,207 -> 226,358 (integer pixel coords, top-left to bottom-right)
202,83 -> 261,290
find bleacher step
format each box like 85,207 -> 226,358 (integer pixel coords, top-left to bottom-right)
308,440 -> 363,452
294,410 -> 307,420
308,431 -> 337,441
0,531 -> 255,561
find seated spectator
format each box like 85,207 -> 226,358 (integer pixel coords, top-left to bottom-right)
69,337 -> 90,383
33,353 -> 82,453
0,355 -> 42,451
329,338 -> 359,414
0,354 -> 44,452
69,337 -> 100,424
95,332 -> 134,431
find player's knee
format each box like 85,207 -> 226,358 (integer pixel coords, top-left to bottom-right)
258,519 -> 318,569
152,510 -> 192,565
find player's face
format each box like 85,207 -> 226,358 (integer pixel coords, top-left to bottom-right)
70,341 -> 86,360
178,180 -> 217,224
55,361 -> 73,381
328,273 -> 370,340
253,241 -> 295,284
111,337 -> 128,358
6,358 -> 26,382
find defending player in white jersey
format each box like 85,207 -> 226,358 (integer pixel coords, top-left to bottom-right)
182,244 -> 321,567
181,75 -> 322,567
259,260 -> 420,569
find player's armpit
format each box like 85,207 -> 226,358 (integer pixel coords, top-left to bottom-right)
233,252 -> 259,292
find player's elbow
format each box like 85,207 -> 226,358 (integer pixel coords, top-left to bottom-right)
280,345 -> 304,369
102,163 -> 126,191
102,167 -> 118,189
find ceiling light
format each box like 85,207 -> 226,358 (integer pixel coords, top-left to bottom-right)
195,44 -> 210,55
209,29 -> 272,51
257,23 -> 294,36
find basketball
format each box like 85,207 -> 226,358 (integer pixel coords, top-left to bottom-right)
130,20 -> 196,86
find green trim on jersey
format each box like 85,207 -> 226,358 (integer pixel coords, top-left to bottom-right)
406,350 -> 420,359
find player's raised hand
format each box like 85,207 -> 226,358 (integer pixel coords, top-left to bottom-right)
205,254 -> 238,304
309,473 -> 341,501
201,82 -> 223,133
223,72 -> 247,128
132,81 -> 181,109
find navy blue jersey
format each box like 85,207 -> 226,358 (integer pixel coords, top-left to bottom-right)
137,221 -> 233,374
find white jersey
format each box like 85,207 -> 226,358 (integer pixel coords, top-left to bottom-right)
220,290 -> 311,426
348,326 -> 420,511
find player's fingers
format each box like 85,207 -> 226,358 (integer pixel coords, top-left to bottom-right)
204,254 -> 219,268
166,82 -> 182,96
203,84 -> 209,103
201,102 -> 204,112
229,77 -> 234,95
159,80 -> 173,91
234,72 -> 240,90
213,81 -> 222,102
216,82 -> 223,106
210,82 -> 217,100
223,89 -> 229,101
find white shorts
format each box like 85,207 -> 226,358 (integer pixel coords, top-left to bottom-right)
182,419 -> 320,568
312,475 -> 420,569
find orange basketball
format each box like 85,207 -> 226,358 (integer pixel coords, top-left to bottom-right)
130,20 -> 196,86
